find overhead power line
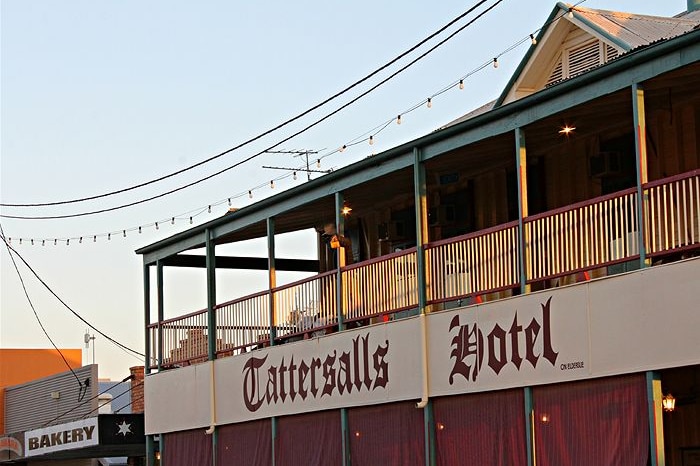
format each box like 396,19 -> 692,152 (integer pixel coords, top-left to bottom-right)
0,230 -> 145,358
0,224 -> 86,393
1,0 -> 490,209
1,0 -> 504,220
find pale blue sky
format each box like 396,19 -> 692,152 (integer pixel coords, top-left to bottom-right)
1,0 -> 685,379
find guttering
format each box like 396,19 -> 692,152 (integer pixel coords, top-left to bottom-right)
136,29 -> 700,259
204,360 -> 216,435
416,313 -> 430,409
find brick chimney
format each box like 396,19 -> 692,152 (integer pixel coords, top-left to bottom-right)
129,366 -> 145,413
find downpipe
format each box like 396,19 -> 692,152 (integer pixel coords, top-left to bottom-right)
416,313 -> 430,408
205,360 -> 216,435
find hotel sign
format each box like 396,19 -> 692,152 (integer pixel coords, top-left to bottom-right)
24,418 -> 98,457
428,286 -> 590,396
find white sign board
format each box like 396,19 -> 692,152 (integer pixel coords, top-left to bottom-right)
215,316 -> 423,425
24,417 -> 98,457
428,288 -> 590,396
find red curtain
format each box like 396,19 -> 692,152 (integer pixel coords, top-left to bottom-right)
348,401 -> 425,466
433,389 -> 527,466
275,409 -> 342,465
533,374 -> 649,466
217,419 -> 272,466
163,428 -> 212,466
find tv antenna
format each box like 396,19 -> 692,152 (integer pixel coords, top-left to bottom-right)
262,149 -> 331,181
84,330 -> 96,365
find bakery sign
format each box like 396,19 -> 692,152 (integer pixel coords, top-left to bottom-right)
24,418 -> 98,457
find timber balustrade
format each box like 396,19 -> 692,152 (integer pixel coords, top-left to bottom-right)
147,171 -> 700,369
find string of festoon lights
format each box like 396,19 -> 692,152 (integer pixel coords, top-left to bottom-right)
5,1 -> 587,247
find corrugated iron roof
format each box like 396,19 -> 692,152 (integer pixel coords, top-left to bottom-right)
573,6 -> 700,49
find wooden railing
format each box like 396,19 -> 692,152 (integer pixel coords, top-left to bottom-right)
147,171 -> 700,369
524,188 -> 639,282
215,291 -> 269,354
272,271 -> 337,341
645,169 -> 700,257
425,222 -> 520,304
342,248 -> 418,322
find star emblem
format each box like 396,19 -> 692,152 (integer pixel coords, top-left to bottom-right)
116,420 -> 132,436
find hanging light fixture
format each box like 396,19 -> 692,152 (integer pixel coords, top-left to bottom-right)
339,145 -> 346,153
493,57 -> 499,68
662,393 -> 676,412
459,79 -> 464,90
530,34 -> 537,45
369,135 -> 374,145
396,115 -> 402,125
426,98 -> 432,108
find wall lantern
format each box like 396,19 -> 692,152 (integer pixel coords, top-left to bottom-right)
662,393 -> 676,412
558,125 -> 576,135
342,205 -> 352,216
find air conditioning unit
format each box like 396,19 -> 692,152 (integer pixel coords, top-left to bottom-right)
589,151 -> 623,178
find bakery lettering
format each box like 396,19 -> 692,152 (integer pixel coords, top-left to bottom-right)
27,425 -> 95,450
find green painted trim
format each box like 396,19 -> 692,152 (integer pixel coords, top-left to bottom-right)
156,261 -> 164,371
206,229 -> 217,360
335,192 -> 346,331
564,3 -> 632,53
144,264 -> 151,375
646,371 -> 665,466
211,427 -> 218,466
413,148 -> 428,312
146,435 -> 156,466
136,30 -> 700,264
423,399 -> 436,466
340,408 -> 350,466
524,387 -> 534,466
271,416 -> 277,466
267,218 -> 277,345
495,4 -> 563,107
515,128 -> 528,294
632,83 -> 648,268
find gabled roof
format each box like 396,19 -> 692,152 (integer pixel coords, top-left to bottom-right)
493,2 -> 700,107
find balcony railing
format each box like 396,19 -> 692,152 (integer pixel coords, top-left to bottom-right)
147,171 -> 700,369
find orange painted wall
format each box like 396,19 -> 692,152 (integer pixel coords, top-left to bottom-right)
0,348 -> 82,434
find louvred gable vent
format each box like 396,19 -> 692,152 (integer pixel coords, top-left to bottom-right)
605,43 -> 619,61
567,39 -> 601,77
546,55 -> 564,86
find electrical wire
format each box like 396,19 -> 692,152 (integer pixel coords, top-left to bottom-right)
114,393 -> 143,414
81,383 -> 135,419
1,0 -> 490,209
0,224 -> 85,392
43,374 -> 135,427
1,0 -> 504,221
0,230 -> 145,358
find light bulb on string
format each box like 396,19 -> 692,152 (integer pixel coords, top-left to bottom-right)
190,217 -> 193,224
270,180 -> 274,189
568,8 -> 574,18
248,190 -> 253,199
155,222 -> 159,230
530,34 -> 537,45
171,217 -> 175,225
66,239 -> 69,246
54,239 -> 57,246
123,230 -> 126,238
340,145 -> 346,153
31,239 -> 34,245
138,226 -> 142,234
208,205 -> 211,213
79,237 -> 83,244
293,171 -> 297,180
459,79 -> 464,90
316,159 -> 321,168
42,240 -> 46,246
493,58 -> 499,68
396,115 -> 402,125
369,135 -> 374,145
108,233 -> 111,241
93,236 -> 97,243
19,239 -> 22,245
427,98 -> 432,108
228,198 -> 231,206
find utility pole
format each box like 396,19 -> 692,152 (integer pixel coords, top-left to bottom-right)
262,149 -> 330,181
